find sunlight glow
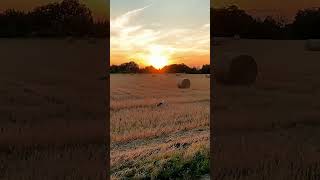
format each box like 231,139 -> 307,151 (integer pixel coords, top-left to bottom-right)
147,46 -> 169,69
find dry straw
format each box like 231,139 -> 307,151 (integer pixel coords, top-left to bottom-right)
215,53 -> 257,85
177,78 -> 191,89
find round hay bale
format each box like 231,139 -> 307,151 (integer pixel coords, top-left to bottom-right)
305,39 -> 320,51
177,78 -> 191,89
215,54 -> 257,85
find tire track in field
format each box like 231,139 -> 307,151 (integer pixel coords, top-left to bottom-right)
111,127 -> 209,152
110,98 -> 209,112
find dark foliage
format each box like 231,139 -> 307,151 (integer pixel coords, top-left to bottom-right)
212,6 -> 320,39
0,0 -> 108,38
110,61 -> 210,74
291,8 -> 320,39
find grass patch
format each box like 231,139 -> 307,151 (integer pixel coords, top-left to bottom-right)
151,151 -> 209,179
113,144 -> 210,180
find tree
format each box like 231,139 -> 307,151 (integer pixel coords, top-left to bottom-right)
291,8 -> 320,39
200,64 -> 210,74
0,0 -> 106,37
140,66 -> 159,73
212,5 -> 255,37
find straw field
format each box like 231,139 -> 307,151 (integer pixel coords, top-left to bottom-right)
0,39 -> 107,179
213,39 -> 320,179
111,74 -> 210,179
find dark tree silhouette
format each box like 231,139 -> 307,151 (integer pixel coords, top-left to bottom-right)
212,5 -> 320,39
0,0 -> 108,38
200,64 -> 210,74
140,66 -> 159,73
212,5 -> 255,37
110,61 -> 211,74
292,8 -> 320,39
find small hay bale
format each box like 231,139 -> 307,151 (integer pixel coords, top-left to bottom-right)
176,73 -> 181,76
215,53 -> 257,85
305,39 -> 320,51
177,78 -> 191,89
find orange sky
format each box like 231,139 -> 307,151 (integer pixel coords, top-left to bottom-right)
111,0 -> 210,68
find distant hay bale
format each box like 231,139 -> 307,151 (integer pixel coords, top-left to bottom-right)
305,39 -> 320,51
177,78 -> 191,89
215,53 -> 257,85
176,73 -> 181,76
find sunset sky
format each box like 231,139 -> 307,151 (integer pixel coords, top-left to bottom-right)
111,0 -> 210,68
212,0 -> 320,21
0,0 -> 109,20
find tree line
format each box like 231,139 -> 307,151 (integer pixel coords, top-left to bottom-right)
212,5 -> 320,39
110,61 -> 210,74
0,0 -> 108,38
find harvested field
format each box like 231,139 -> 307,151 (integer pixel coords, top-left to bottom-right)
111,74 -> 210,179
213,39 -> 320,179
0,39 -> 107,179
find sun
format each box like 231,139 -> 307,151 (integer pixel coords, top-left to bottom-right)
149,54 -> 168,69
147,46 -> 169,69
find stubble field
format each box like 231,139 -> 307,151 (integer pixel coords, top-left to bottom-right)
213,39 -> 320,179
110,74 -> 210,179
0,39 -> 107,179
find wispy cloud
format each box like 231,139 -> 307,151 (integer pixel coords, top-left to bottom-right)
111,6 -> 210,66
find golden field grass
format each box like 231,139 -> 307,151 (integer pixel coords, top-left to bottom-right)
0,39 -> 107,179
111,74 -> 210,179
213,39 -> 320,179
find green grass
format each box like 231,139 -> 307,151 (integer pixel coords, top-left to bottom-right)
113,146 -> 210,180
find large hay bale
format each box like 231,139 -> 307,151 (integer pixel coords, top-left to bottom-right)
215,53 -> 257,85
177,78 -> 191,89
305,39 -> 320,51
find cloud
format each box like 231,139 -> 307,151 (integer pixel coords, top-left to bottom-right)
111,7 -> 210,66
111,5 -> 150,28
